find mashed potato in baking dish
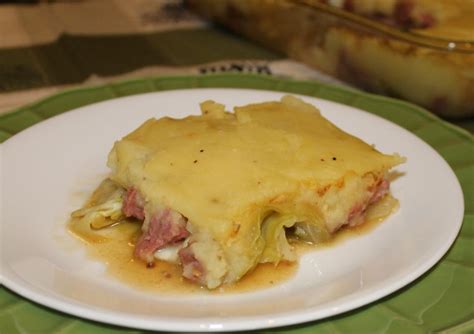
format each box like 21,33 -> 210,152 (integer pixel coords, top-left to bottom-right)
71,96 -> 405,289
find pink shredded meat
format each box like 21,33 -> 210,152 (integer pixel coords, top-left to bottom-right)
134,207 -> 190,264
123,188 -> 190,264
123,188 -> 145,220
369,178 -> 389,205
123,187 -> 204,280
178,246 -> 205,283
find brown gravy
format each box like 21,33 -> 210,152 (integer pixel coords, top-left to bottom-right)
69,219 -> 297,294
68,195 -> 397,294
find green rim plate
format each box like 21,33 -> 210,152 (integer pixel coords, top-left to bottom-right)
1,74 -> 473,333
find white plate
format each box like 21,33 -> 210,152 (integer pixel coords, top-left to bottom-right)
0,89 -> 464,332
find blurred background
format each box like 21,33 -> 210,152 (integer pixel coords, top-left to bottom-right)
0,0 -> 472,131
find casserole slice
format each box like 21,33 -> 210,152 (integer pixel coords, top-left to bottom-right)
72,96 -> 404,289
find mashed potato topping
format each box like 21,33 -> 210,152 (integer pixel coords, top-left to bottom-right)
72,96 -> 404,289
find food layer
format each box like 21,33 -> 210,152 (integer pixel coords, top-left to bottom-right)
72,96 -> 404,289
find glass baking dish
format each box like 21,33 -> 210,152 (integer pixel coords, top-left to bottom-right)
186,0 -> 474,118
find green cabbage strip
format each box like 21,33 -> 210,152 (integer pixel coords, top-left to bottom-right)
71,181 -> 125,230
260,213 -> 298,263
